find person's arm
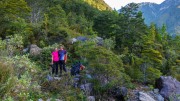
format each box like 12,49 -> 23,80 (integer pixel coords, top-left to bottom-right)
80,64 -> 85,70
65,53 -> 67,63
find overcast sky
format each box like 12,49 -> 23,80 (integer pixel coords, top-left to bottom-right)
104,0 -> 165,10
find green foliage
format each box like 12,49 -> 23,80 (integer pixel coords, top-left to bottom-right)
23,0 -> 100,46
125,65 -> 144,83
116,3 -> 148,50
47,4 -> 67,27
103,38 -> 116,50
0,61 -> 15,98
122,52 -> 144,82
4,96 -> 14,101
60,0 -> 99,20
142,48 -> 163,65
1,0 -> 180,100
41,74 -> 86,100
170,66 -> 180,81
0,0 -> 30,38
41,4 -> 68,42
0,34 -> 24,57
84,0 -> 112,11
93,11 -> 119,38
10,18 -> 33,45
0,38 -> 6,50
0,55 -> 42,100
139,24 -> 163,83
74,40 -> 131,97
146,67 -> 162,84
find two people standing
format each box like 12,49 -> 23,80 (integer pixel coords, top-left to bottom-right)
51,45 -> 67,76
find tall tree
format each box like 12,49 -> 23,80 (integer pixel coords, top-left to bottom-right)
0,0 -> 30,39
116,3 -> 148,52
93,11 -> 119,38
140,23 -> 163,83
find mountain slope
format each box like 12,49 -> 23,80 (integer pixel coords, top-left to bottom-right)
139,0 -> 180,34
84,0 -> 112,10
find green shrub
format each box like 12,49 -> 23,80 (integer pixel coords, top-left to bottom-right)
146,67 -> 162,84
125,65 -> 144,83
170,65 -> 180,81
41,74 -> 85,100
4,96 -> 14,101
0,61 -> 15,98
0,55 -> 42,100
0,38 -> 6,50
0,34 -> 23,57
74,40 -> 131,97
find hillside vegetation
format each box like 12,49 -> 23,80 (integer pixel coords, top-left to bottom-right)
0,0 -> 180,100
84,0 -> 112,10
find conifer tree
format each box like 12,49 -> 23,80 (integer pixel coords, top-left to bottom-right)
141,23 -> 163,83
116,3 -> 148,52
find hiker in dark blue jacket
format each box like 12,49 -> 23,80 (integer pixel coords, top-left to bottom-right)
71,62 -> 85,76
58,45 -> 67,75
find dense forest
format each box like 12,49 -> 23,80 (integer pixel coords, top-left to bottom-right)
0,0 -> 180,100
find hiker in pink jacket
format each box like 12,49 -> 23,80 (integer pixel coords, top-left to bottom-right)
51,48 -> 59,76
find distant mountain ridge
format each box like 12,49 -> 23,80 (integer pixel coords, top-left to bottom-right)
138,0 -> 180,34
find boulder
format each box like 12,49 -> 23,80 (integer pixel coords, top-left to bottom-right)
86,74 -> 92,79
75,74 -> 81,78
111,87 -> 128,101
70,36 -> 103,46
53,77 -> 61,80
95,37 -> 103,45
47,75 -> 53,81
73,78 -> 80,82
153,89 -> 164,101
76,36 -> 88,42
69,38 -> 77,44
87,96 -> 95,101
80,83 -> 93,95
155,76 -> 180,101
29,44 -> 42,55
39,98 -> 62,101
69,36 -> 87,44
47,99 -> 62,101
143,91 -> 164,101
38,99 -> 43,101
139,92 -> 156,101
23,47 -> 29,53
127,90 -> 139,101
156,94 -> 164,101
73,77 -> 80,88
128,89 -> 164,101
47,75 -> 62,81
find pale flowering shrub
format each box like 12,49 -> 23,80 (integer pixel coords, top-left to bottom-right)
0,55 -> 42,100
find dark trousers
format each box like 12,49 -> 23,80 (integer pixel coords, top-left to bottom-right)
52,61 -> 59,75
59,60 -> 67,74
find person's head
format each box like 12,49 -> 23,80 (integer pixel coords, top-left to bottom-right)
54,48 -> 58,51
60,45 -> 64,50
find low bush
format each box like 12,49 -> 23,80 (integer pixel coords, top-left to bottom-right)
0,55 -> 42,100
0,61 -> 15,98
